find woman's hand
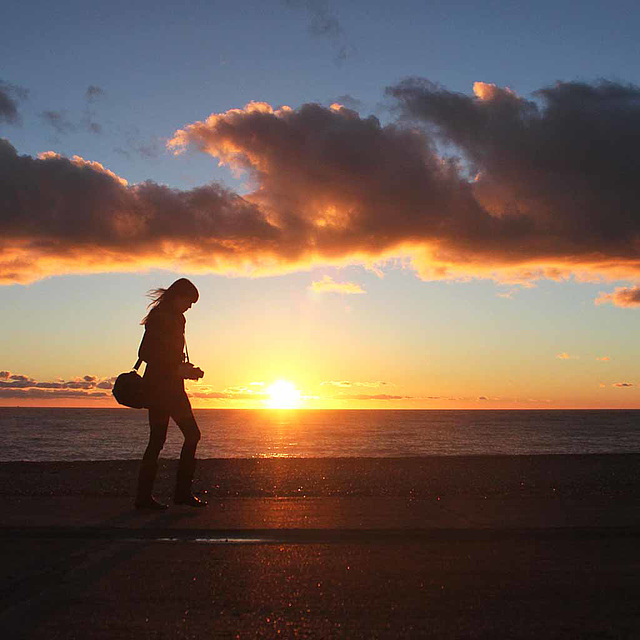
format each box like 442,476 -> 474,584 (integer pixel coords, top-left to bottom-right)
178,363 -> 205,380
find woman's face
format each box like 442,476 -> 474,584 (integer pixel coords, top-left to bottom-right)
172,294 -> 196,313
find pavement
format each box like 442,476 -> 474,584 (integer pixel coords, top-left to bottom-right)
2,455 -> 640,638
1,493 -> 640,539
1,494 -> 640,638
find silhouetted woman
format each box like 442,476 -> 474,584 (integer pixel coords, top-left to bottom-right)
135,278 -> 206,509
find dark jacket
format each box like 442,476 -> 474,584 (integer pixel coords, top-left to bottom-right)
139,305 -> 186,406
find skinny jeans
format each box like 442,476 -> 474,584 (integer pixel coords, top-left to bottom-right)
142,382 -> 201,467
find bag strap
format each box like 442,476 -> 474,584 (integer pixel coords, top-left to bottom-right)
184,336 -> 190,364
133,358 -> 142,371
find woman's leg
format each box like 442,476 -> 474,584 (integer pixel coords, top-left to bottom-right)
136,407 -> 170,508
171,394 -> 204,506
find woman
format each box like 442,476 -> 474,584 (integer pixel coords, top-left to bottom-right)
135,278 -> 206,509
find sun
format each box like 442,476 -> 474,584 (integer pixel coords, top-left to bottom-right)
266,380 -> 302,409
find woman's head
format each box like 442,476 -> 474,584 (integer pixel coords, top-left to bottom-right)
165,278 -> 199,307
142,278 -> 199,323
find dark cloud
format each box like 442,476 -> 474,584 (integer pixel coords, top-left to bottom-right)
0,372 -> 114,396
6,79 -> 640,285
128,139 -> 162,159
386,78 -> 640,281
86,120 -> 102,135
83,87 -> 105,134
40,110 -> 76,135
86,85 -> 105,103
0,388 -> 109,399
0,139 -> 276,283
9,374 -> 32,383
0,81 -> 28,125
595,286 -> 640,308
613,382 -> 633,387
284,0 -> 352,63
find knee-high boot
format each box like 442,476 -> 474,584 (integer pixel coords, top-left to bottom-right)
174,458 -> 207,507
135,459 -> 167,510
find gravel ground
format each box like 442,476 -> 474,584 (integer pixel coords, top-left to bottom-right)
1,454 -> 639,498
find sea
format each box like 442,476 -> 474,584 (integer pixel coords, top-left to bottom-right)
0,407 -> 639,461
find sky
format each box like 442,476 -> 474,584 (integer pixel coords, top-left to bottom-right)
2,0 -> 640,408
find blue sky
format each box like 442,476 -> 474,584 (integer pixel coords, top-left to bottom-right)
6,0 -> 640,189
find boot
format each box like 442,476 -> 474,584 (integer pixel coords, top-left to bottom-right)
135,459 -> 168,510
174,458 -> 207,508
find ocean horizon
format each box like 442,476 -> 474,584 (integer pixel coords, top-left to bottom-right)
1,407 -> 639,462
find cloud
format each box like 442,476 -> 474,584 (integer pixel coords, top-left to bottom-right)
0,388 -> 110,400
0,80 -> 28,125
283,0 -> 352,63
0,138 -> 276,283
86,121 -> 102,135
310,275 -> 365,294
333,94 -> 362,110
477,396 -> 488,400
556,352 -> 578,360
0,372 -> 114,399
596,356 -> 610,362
613,382 -> 633,387
7,79 -> 640,285
83,85 -> 105,134
86,85 -> 105,103
335,393 -> 412,400
40,110 -> 76,135
39,87 -> 105,139
283,0 -> 353,64
386,78 -> 640,282
8,374 -> 32,383
595,286 -> 640,308
188,384 -> 269,400
321,380 -> 388,388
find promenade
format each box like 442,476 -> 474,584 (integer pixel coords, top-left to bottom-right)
1,457 -> 639,638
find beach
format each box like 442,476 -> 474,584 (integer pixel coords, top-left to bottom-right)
1,455 -> 639,638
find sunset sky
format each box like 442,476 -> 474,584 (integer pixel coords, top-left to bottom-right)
3,0 -> 640,408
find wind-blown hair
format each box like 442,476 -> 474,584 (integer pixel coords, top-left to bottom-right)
141,278 -> 199,324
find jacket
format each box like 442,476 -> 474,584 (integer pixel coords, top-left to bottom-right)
139,305 -> 186,406
139,305 -> 186,371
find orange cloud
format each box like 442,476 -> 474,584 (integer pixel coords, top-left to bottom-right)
613,382 -> 633,387
5,80 -> 640,285
595,286 -> 640,308
596,356 -> 611,362
556,352 -> 578,360
188,384 -> 269,401
321,380 -> 388,388
334,394 -> 412,401
309,275 -> 365,294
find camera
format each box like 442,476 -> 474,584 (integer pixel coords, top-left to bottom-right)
178,362 -> 205,380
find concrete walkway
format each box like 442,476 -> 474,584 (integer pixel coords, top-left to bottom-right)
2,494 -> 639,539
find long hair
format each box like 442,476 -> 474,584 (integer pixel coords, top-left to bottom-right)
141,278 -> 199,324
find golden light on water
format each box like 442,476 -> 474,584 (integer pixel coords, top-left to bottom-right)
266,380 -> 302,409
